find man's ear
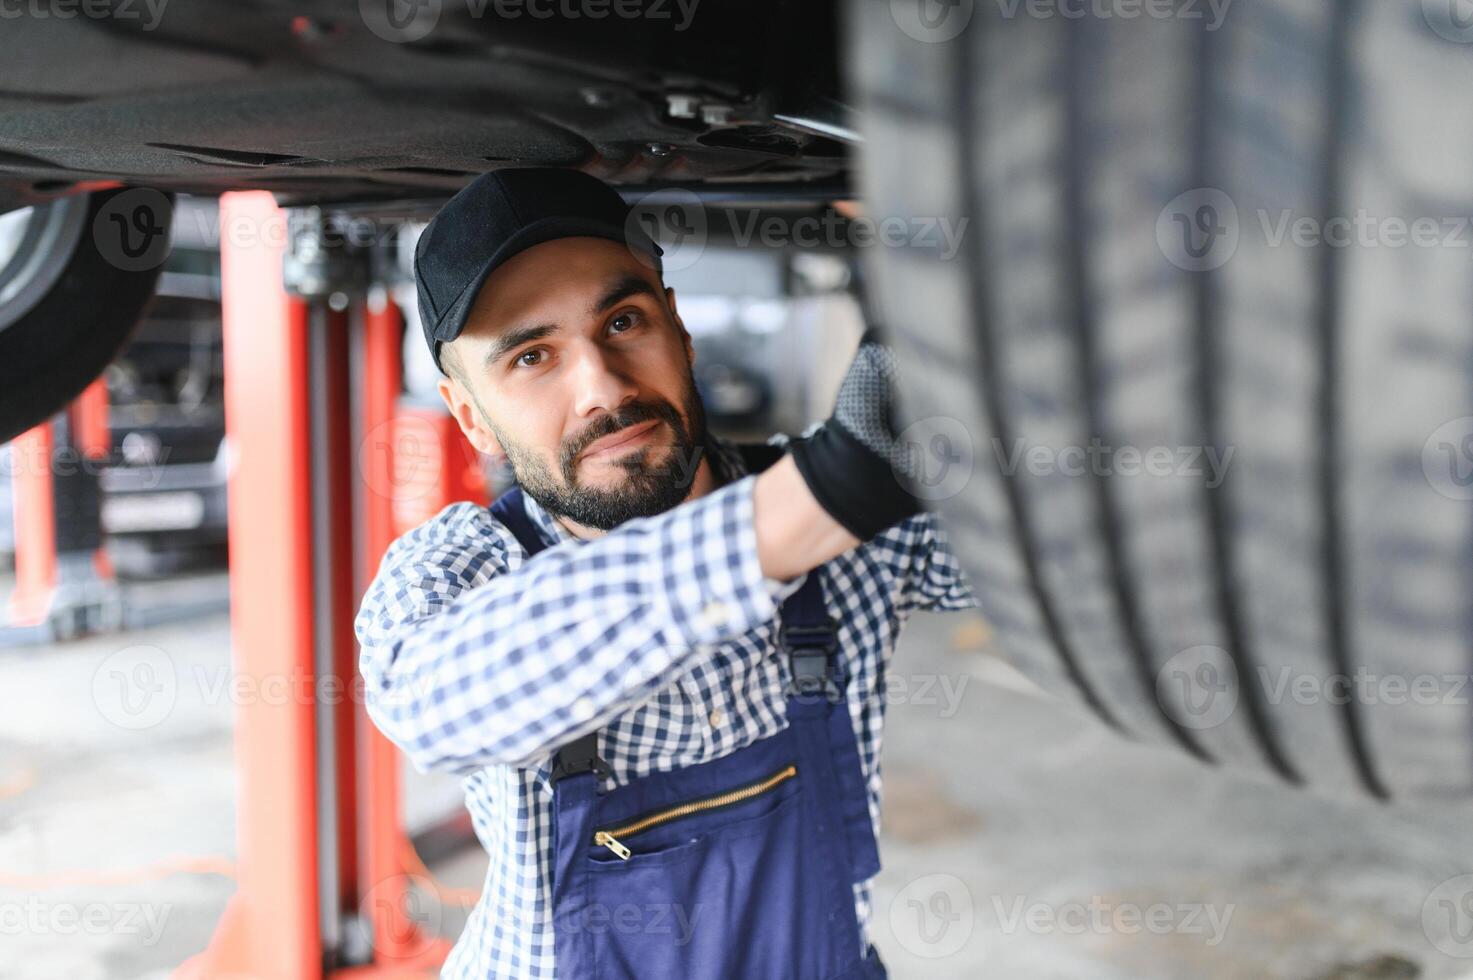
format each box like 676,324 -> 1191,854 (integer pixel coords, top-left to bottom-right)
667,285 -> 695,367
437,375 -> 503,457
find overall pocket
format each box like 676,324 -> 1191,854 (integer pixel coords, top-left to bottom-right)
589,762 -> 799,863
576,761 -> 858,980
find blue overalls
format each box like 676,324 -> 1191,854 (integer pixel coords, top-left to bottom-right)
489,444 -> 889,980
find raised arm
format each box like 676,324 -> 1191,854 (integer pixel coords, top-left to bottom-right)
356,333 -> 935,775
356,464 -> 864,775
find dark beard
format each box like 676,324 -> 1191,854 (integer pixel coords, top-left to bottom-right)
500,380 -> 711,531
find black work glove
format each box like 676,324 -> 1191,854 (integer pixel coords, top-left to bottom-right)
788,330 -> 922,541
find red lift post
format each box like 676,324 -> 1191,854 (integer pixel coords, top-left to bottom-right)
354,286 -> 460,969
178,192 -> 454,980
7,377 -> 118,638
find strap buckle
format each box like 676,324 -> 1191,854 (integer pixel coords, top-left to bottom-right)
779,620 -> 843,704
550,753 -> 612,785
778,622 -> 838,651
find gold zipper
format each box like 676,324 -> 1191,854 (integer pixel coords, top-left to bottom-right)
592,763 -> 799,861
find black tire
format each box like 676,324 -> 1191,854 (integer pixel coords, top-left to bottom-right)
848,0 -> 1473,800
0,188 -> 173,443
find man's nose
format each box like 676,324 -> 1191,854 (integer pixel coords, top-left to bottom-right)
568,340 -> 639,418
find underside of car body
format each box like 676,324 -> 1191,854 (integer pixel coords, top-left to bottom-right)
0,0 -> 850,214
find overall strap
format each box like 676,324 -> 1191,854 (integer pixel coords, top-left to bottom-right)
739,441 -> 842,701
490,487 -> 611,785
489,485 -> 545,559
778,573 -> 841,702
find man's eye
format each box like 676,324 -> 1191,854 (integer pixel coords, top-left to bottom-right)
514,349 -> 543,368
609,312 -> 641,334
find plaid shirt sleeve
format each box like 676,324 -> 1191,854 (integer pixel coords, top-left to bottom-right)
868,509 -> 978,614
354,474 -> 802,775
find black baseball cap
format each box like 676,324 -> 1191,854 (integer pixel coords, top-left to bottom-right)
414,168 -> 665,374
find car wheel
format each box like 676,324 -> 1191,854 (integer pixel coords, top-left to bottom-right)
848,0 -> 1473,799
0,188 -> 173,443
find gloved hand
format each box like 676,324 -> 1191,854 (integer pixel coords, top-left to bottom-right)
788,330 -> 922,541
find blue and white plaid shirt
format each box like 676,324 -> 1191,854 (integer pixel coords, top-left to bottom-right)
355,433 -> 977,979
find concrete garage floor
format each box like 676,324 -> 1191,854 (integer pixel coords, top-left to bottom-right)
867,619 -> 1473,980
2,607 -> 1473,979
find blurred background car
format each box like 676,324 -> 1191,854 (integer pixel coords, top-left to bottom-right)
0,197 -> 229,578
99,197 -> 230,577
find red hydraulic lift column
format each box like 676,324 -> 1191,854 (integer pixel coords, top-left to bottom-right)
8,377 -> 118,638
351,285 -> 455,969
178,194 -> 451,980
8,421 -> 57,628
177,190 -> 321,980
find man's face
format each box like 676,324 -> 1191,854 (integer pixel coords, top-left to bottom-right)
437,236 -> 709,531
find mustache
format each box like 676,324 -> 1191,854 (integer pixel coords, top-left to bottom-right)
562,400 -> 681,467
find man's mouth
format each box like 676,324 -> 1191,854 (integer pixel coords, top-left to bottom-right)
580,419 -> 661,460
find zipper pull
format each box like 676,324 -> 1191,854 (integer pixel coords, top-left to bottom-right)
594,830 -> 631,860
